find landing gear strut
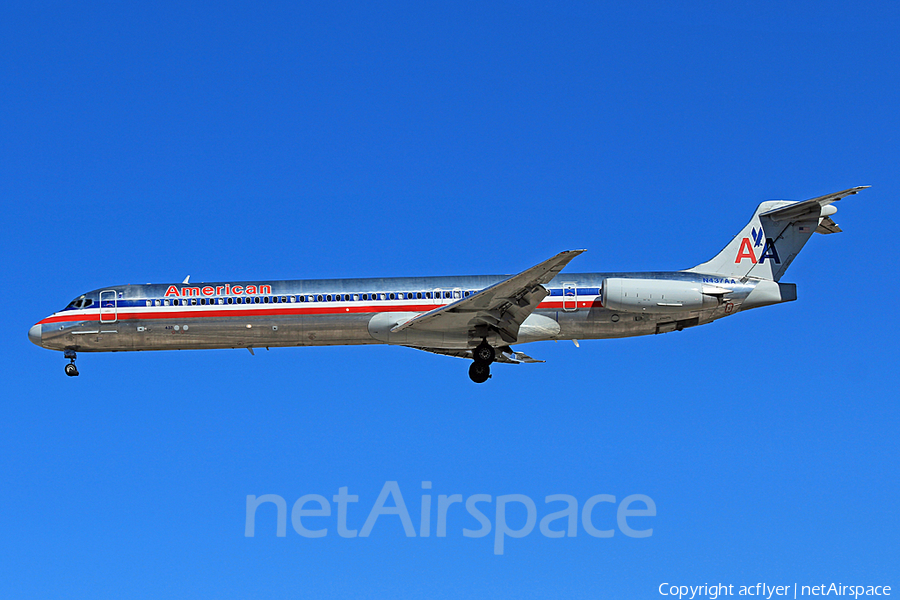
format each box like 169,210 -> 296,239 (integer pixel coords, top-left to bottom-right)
64,349 -> 79,377
468,340 -> 494,383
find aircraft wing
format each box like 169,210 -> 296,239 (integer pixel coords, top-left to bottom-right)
391,249 -> 585,344
760,185 -> 869,221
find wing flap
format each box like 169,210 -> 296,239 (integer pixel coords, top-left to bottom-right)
410,345 -> 544,364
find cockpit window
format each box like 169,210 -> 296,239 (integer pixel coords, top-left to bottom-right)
65,297 -> 94,310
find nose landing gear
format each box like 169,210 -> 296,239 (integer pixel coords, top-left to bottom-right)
64,349 -> 79,377
468,340 -> 494,383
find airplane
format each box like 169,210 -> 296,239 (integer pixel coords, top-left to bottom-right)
28,186 -> 866,383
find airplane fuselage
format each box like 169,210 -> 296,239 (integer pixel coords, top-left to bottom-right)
31,270 -> 788,355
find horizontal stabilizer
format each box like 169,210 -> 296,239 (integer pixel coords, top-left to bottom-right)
760,185 -> 868,221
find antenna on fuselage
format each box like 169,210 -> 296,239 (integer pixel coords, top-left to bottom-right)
182,275 -> 190,284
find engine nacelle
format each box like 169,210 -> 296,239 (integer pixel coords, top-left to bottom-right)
601,278 -> 720,314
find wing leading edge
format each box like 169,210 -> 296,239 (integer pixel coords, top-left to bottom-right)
391,249 -> 585,345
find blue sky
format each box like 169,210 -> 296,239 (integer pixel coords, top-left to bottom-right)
3,1 -> 898,598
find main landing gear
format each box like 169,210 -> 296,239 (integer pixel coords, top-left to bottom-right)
468,340 -> 495,384
64,349 -> 79,377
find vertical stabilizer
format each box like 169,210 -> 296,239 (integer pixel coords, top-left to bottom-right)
685,187 -> 867,281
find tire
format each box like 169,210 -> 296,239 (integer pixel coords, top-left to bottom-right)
468,361 -> 490,383
65,363 -> 79,377
473,343 -> 495,364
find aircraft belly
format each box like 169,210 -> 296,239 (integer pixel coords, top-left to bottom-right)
553,307 -> 716,340
41,320 -> 132,352
74,314 -> 378,351
367,311 -> 472,349
299,314 -> 377,346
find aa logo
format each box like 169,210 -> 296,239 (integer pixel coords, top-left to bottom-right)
735,227 -> 780,264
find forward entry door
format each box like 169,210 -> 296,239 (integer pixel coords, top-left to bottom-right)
100,290 -> 118,323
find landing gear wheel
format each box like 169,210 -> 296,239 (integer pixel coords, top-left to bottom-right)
63,349 -> 79,377
468,361 -> 491,383
473,341 -> 495,364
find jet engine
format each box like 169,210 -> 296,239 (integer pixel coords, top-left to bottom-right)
601,278 -> 726,314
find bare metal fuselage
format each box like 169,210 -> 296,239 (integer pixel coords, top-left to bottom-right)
33,271 -> 788,355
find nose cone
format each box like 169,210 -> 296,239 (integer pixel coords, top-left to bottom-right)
28,324 -> 42,346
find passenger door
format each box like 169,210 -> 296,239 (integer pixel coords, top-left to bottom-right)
100,290 -> 118,323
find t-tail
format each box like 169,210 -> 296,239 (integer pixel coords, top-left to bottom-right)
686,186 -> 869,282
